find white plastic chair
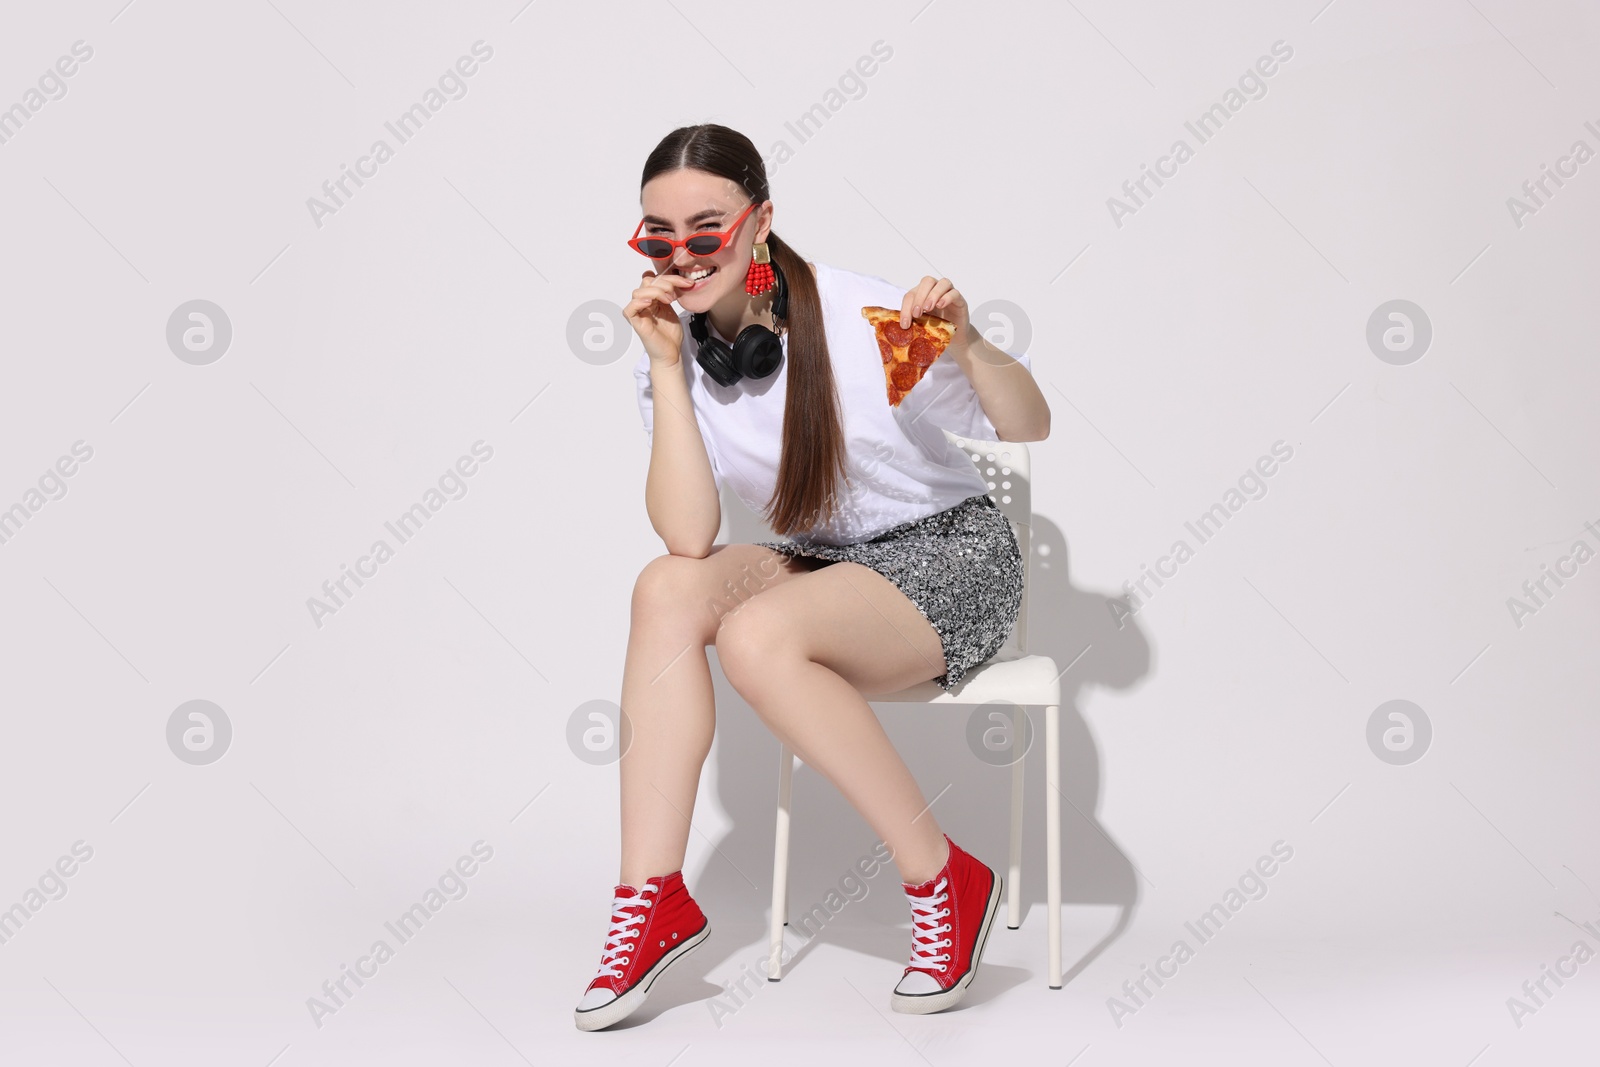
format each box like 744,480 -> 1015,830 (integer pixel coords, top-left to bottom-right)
765,431 -> 1066,989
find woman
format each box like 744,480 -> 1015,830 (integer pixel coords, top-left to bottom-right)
575,123 -> 1050,1032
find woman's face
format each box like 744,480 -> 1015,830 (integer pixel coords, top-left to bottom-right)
638,169 -> 768,315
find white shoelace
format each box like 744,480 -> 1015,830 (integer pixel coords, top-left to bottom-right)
905,876 -> 953,972
593,882 -> 659,980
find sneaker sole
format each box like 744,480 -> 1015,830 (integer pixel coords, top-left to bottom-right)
574,919 -> 711,1032
890,869 -> 1003,1015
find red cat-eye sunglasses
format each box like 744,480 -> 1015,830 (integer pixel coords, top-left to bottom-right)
627,200 -> 759,260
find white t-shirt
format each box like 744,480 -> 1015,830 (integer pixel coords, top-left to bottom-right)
633,260 -> 1034,546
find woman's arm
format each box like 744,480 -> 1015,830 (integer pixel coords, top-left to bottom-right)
625,269 -> 723,557
947,332 -> 1051,443
900,276 -> 1051,443
642,363 -> 722,558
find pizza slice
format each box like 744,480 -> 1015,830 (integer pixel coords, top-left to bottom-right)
861,306 -> 958,407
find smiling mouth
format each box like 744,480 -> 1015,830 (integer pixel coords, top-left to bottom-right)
675,265 -> 718,287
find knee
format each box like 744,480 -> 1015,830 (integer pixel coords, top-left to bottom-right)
713,598 -> 801,697
631,554 -> 718,637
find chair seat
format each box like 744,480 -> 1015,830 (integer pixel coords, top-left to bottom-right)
862,649 -> 1062,706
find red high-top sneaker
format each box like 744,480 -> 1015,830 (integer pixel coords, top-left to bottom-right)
574,869 -> 710,1031
890,834 -> 1003,1014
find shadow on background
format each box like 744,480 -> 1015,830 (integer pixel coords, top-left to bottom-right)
644,490 -> 1154,1011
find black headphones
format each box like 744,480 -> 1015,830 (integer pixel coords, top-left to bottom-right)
689,259 -> 789,388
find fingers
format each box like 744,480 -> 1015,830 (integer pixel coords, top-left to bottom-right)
639,272 -> 693,303
624,272 -> 693,319
641,269 -> 694,288
900,285 -> 926,329
623,284 -> 663,319
623,292 -> 669,328
930,287 -> 961,321
902,276 -> 951,327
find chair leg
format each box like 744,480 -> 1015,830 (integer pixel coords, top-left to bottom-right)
1008,705 -> 1024,930
768,741 -> 794,981
1045,702 -> 1062,989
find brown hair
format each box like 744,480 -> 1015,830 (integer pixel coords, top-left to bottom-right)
639,123 -> 847,537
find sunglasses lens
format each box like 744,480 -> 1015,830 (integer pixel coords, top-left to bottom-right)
685,235 -> 724,256
636,239 -> 675,258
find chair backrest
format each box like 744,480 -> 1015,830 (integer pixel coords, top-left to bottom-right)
942,429 -> 1031,657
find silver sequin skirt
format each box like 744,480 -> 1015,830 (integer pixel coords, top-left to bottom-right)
754,493 -> 1024,691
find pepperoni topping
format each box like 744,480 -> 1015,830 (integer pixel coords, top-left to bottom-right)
877,337 -> 895,364
880,320 -> 911,347
890,360 -> 922,392
908,333 -> 940,367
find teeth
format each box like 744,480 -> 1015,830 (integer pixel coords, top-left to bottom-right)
685,267 -> 716,281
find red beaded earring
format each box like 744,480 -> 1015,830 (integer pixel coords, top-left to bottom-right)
745,242 -> 776,296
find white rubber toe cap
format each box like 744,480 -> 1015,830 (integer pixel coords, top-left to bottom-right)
577,986 -> 618,1010
894,970 -> 943,995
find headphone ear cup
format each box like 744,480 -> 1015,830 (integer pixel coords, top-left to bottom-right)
731,325 -> 784,380
690,311 -> 741,387
696,335 -> 740,387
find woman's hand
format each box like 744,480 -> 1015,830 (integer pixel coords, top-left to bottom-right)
901,275 -> 970,338
624,270 -> 695,366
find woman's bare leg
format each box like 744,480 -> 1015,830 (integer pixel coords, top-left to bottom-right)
712,561 -> 954,885
618,544 -> 826,887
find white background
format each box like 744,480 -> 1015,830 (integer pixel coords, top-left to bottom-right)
1,1 -> 1596,1064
